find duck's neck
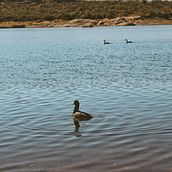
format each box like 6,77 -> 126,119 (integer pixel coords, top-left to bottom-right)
73,105 -> 79,114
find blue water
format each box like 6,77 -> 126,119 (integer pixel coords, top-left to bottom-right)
0,25 -> 172,172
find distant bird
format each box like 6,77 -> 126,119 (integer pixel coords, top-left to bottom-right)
125,39 -> 133,43
103,40 -> 111,45
72,100 -> 93,129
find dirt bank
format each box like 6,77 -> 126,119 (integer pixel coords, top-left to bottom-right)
0,16 -> 172,28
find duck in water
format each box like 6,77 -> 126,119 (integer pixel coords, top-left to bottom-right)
72,100 -> 93,129
125,39 -> 133,43
103,40 -> 111,45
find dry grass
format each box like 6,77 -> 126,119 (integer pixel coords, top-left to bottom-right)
0,0 -> 172,22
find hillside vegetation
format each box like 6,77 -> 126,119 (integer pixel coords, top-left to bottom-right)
0,0 -> 172,22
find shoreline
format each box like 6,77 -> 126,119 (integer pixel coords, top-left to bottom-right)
0,17 -> 172,28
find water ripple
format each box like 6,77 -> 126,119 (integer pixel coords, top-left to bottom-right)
0,26 -> 172,171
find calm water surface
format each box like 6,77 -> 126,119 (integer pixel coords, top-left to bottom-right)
0,25 -> 172,172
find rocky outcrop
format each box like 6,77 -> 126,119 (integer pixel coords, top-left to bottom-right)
97,17 -> 136,26
0,16 -> 151,28
67,19 -> 97,27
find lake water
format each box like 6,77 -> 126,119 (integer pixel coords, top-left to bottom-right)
0,25 -> 172,172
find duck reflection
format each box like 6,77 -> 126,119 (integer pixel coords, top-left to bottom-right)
73,127 -> 82,137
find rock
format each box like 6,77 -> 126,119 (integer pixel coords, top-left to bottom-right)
0,25 -> 10,28
82,23 -> 94,27
113,17 -> 128,25
0,24 -> 26,29
97,19 -> 114,26
125,15 -> 142,20
97,21 -> 104,26
97,18 -> 136,26
116,22 -> 135,26
11,24 -> 25,28
69,19 -> 97,26
64,24 -> 79,27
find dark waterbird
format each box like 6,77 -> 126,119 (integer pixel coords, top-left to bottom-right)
125,39 -> 133,43
72,100 -> 93,129
103,40 -> 111,44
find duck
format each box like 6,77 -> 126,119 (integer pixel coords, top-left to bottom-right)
72,100 -> 93,129
103,40 -> 111,45
125,39 -> 133,43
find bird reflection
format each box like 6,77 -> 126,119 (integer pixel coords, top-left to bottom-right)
73,127 -> 82,137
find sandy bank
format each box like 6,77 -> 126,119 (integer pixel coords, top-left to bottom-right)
0,17 -> 172,28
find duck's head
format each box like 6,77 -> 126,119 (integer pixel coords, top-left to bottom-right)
73,100 -> 80,113
73,100 -> 80,106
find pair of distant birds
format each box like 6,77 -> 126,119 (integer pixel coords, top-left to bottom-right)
72,100 -> 93,129
103,39 -> 133,44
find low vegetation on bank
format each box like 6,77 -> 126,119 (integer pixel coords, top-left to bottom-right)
0,0 -> 172,22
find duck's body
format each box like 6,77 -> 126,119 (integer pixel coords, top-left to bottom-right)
103,40 -> 111,45
72,100 -> 93,128
73,111 -> 93,121
125,39 -> 133,43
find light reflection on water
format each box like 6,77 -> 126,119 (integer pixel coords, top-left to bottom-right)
0,26 -> 172,172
